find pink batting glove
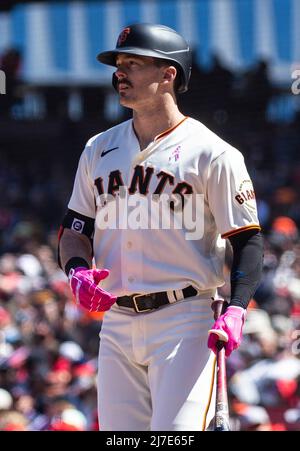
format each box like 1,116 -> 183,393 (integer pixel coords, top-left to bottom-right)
68,267 -> 117,312
207,306 -> 246,357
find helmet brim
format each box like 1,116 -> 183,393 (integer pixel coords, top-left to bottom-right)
97,47 -> 181,67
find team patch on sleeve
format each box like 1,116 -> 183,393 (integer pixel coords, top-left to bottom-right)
234,179 -> 257,211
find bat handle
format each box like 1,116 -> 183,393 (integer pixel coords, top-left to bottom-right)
211,299 -> 231,431
214,346 -> 230,431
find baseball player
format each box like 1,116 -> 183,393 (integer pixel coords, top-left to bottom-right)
58,24 -> 263,431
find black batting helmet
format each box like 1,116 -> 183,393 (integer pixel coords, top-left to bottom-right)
97,23 -> 192,93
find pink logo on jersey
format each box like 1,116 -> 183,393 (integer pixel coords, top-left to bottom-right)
169,146 -> 181,162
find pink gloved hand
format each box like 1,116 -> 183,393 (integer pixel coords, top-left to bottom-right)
68,267 -> 117,312
207,306 -> 246,357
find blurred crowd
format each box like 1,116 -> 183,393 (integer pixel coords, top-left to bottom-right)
1,46 -> 300,431
0,231 -> 102,431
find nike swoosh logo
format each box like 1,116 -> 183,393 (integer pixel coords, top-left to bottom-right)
101,146 -> 119,157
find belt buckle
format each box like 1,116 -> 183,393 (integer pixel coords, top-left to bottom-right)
132,294 -> 152,313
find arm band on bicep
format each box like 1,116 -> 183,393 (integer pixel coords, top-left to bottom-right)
61,209 -> 95,238
228,230 -> 264,310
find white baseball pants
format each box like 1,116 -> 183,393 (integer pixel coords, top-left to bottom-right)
98,296 -> 216,431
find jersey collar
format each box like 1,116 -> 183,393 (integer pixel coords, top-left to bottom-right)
154,116 -> 188,142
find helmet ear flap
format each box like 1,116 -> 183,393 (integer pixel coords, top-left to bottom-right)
112,72 -> 118,91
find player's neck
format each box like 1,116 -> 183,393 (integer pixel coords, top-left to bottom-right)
132,99 -> 185,150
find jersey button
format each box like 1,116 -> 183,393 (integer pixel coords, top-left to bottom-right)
127,241 -> 132,249
128,276 -> 134,283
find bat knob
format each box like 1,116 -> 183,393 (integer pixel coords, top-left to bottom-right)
208,329 -> 228,342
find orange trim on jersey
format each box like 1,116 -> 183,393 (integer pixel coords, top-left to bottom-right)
221,224 -> 261,239
154,116 -> 188,141
201,355 -> 216,431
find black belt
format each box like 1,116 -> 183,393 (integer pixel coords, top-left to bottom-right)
116,285 -> 198,313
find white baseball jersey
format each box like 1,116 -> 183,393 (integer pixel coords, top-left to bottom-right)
68,116 -> 260,297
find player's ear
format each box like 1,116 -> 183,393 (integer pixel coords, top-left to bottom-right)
161,66 -> 177,86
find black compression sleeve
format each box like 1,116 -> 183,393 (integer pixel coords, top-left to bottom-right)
228,230 -> 264,310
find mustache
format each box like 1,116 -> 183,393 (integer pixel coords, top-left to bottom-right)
117,78 -> 132,88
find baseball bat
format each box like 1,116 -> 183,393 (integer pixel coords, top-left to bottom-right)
211,300 -> 231,431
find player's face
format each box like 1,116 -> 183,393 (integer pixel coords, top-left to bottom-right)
114,54 -> 167,109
